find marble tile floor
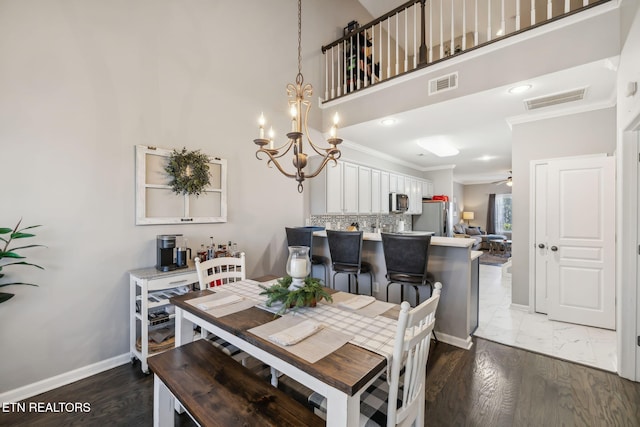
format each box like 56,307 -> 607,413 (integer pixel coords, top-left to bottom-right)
474,263 -> 617,373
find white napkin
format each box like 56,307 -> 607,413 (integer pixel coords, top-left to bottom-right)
268,319 -> 324,346
197,294 -> 243,311
338,295 -> 376,310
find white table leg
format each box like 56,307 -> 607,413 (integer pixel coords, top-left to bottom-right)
153,374 -> 175,427
326,388 -> 360,427
174,307 -> 194,347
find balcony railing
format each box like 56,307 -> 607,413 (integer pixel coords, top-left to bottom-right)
321,0 -> 610,102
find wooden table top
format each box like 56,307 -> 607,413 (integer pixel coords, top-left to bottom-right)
171,281 -> 396,396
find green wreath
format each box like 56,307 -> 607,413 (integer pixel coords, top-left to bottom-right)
164,147 -> 211,196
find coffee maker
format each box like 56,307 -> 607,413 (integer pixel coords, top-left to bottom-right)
156,234 -> 179,272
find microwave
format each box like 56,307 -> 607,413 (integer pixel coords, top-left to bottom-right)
389,192 -> 409,212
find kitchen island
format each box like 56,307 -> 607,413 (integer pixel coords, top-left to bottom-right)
313,231 -> 480,349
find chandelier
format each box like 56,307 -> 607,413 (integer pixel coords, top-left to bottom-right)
254,0 -> 342,193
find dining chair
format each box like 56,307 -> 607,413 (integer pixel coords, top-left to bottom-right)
309,282 -> 442,426
326,230 -> 373,295
195,253 -> 280,385
285,227 -> 330,285
381,232 -> 436,307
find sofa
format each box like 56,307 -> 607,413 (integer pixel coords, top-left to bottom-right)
453,224 -> 508,251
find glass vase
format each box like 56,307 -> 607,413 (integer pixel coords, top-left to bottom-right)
286,246 -> 311,290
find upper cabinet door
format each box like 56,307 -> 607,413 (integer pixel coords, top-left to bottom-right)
380,172 -> 390,213
389,174 -> 398,193
371,169 -> 380,213
343,162 -> 359,213
326,162 -> 343,214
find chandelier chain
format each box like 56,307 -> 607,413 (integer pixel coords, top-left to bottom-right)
297,0 -> 302,79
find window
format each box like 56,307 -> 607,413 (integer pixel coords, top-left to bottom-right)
495,194 -> 512,233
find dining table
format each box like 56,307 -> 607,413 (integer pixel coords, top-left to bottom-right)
169,276 -> 400,427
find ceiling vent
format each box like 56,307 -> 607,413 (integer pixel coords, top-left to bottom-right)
524,88 -> 587,110
428,72 -> 458,95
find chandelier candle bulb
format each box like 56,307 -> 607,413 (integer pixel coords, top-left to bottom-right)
259,113 -> 265,139
268,127 -> 275,149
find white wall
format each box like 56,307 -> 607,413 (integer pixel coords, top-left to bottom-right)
511,107 -> 617,305
0,0 -> 371,395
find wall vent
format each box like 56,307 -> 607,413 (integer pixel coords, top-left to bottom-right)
524,88 -> 587,110
428,72 -> 458,95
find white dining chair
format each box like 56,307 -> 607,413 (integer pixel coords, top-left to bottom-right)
309,282 -> 442,427
195,253 -> 279,385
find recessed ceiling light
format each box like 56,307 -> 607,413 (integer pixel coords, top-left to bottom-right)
479,155 -> 493,161
509,84 -> 532,94
417,136 -> 459,157
380,118 -> 397,126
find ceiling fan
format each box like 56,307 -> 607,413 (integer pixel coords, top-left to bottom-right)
492,171 -> 512,187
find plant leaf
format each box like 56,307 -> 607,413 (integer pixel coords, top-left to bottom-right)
17,225 -> 42,232
0,261 -> 44,269
0,228 -> 12,234
0,252 -> 25,259
11,232 -> 35,239
0,292 -> 15,303
6,244 -> 46,252
0,282 -> 39,288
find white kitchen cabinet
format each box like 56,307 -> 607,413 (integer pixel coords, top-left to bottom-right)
389,174 -> 398,193
380,172 -> 390,213
423,180 -> 434,198
371,169 -> 381,213
397,175 -> 405,196
326,162 -> 344,214
129,266 -> 199,373
343,162 -> 359,213
357,166 -> 372,214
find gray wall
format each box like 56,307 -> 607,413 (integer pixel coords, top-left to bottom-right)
452,181 -> 464,224
0,0 -> 372,394
462,183 -> 512,230
511,107 -> 617,305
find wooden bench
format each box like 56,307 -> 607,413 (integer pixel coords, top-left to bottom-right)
147,339 -> 324,427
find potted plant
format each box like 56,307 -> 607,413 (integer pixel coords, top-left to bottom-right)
0,219 -> 45,304
260,276 -> 332,315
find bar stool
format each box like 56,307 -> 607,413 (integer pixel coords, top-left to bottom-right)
380,232 -> 436,306
285,227 -> 329,286
326,230 -> 373,295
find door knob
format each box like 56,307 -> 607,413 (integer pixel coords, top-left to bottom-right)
550,246 -> 558,251
538,243 -> 545,249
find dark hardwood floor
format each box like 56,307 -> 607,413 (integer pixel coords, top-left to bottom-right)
2,338 -> 639,426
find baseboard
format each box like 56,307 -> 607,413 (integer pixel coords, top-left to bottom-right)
0,353 -> 131,403
510,303 -> 529,312
435,331 -> 474,350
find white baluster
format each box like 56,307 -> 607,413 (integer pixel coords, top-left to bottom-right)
379,22 -> 383,80
501,0 -> 506,37
395,14 -> 400,76
583,0 -> 588,5
547,0 -> 552,19
450,0 -> 455,55
475,0 -> 479,46
330,46 -> 335,100
357,34 -> 361,90
565,0 -> 570,13
439,0 -> 444,59
462,0 -> 467,50
343,40 -> 347,96
324,50 -> 329,100
516,0 -> 521,31
404,9 -> 409,73
531,0 -> 536,25
371,24 -> 376,84
487,0 -> 492,42
429,1 -> 433,62
413,4 -> 418,68
387,16 -> 391,79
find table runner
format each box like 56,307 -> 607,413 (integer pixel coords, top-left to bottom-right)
207,279 -> 398,362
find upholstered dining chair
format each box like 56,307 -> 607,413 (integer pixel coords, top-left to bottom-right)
381,232 -> 436,307
309,282 -> 442,426
285,227 -> 330,285
326,229 -> 373,295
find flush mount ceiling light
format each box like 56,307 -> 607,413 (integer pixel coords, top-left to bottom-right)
509,84 -> 532,94
380,118 -> 397,126
417,136 -> 459,157
253,0 -> 341,193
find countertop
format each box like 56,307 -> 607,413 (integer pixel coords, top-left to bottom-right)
313,230 -> 475,248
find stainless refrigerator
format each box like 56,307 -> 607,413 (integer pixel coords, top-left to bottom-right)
413,200 -> 453,237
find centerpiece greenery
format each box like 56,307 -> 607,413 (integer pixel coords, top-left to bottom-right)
164,147 -> 211,196
0,219 -> 45,304
259,276 -> 332,315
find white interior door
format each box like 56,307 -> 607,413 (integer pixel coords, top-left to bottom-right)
547,156 -> 615,329
534,162 -> 550,313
